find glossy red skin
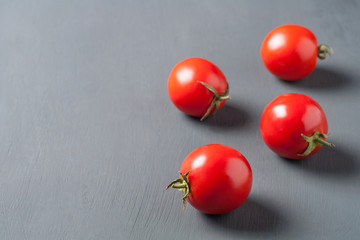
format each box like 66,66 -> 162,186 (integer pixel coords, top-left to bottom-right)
168,58 -> 228,117
260,24 -> 318,81
180,144 -> 252,214
260,93 -> 328,159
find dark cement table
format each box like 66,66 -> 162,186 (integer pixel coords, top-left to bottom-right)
1,0 -> 359,239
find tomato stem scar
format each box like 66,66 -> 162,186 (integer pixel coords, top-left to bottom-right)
299,131 -> 335,156
166,171 -> 191,210
318,44 -> 334,60
198,81 -> 230,121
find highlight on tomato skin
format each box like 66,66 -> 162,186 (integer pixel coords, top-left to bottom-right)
260,93 -> 334,160
166,144 -> 252,215
167,57 -> 230,121
260,24 -> 333,81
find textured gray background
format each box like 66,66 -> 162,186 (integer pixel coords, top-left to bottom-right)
1,0 -> 359,239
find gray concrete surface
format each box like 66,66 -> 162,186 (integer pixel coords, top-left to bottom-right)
0,0 -> 359,239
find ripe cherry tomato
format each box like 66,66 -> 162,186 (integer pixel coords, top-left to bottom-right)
168,58 -> 230,121
167,144 -> 252,214
260,93 -> 334,159
260,24 -> 333,81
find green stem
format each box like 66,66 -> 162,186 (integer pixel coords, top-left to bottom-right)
298,131 -> 335,156
318,44 -> 334,60
171,183 -> 187,189
166,171 -> 191,210
198,81 -> 230,121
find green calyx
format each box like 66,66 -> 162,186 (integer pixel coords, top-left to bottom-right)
166,171 -> 191,210
318,44 -> 334,60
198,81 -> 230,121
298,131 -> 335,157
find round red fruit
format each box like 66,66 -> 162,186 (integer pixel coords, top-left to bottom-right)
260,93 -> 334,159
167,144 -> 252,214
260,24 -> 333,81
168,58 -> 230,121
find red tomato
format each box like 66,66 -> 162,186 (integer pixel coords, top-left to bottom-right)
167,144 -> 252,214
260,24 -> 332,81
168,58 -> 230,121
260,93 -> 334,159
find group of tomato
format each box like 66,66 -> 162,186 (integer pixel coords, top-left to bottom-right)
166,24 -> 334,215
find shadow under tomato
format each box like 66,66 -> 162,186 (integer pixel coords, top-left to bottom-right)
280,144 -> 358,177
202,197 -> 284,233
277,67 -> 352,90
183,102 -> 249,129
